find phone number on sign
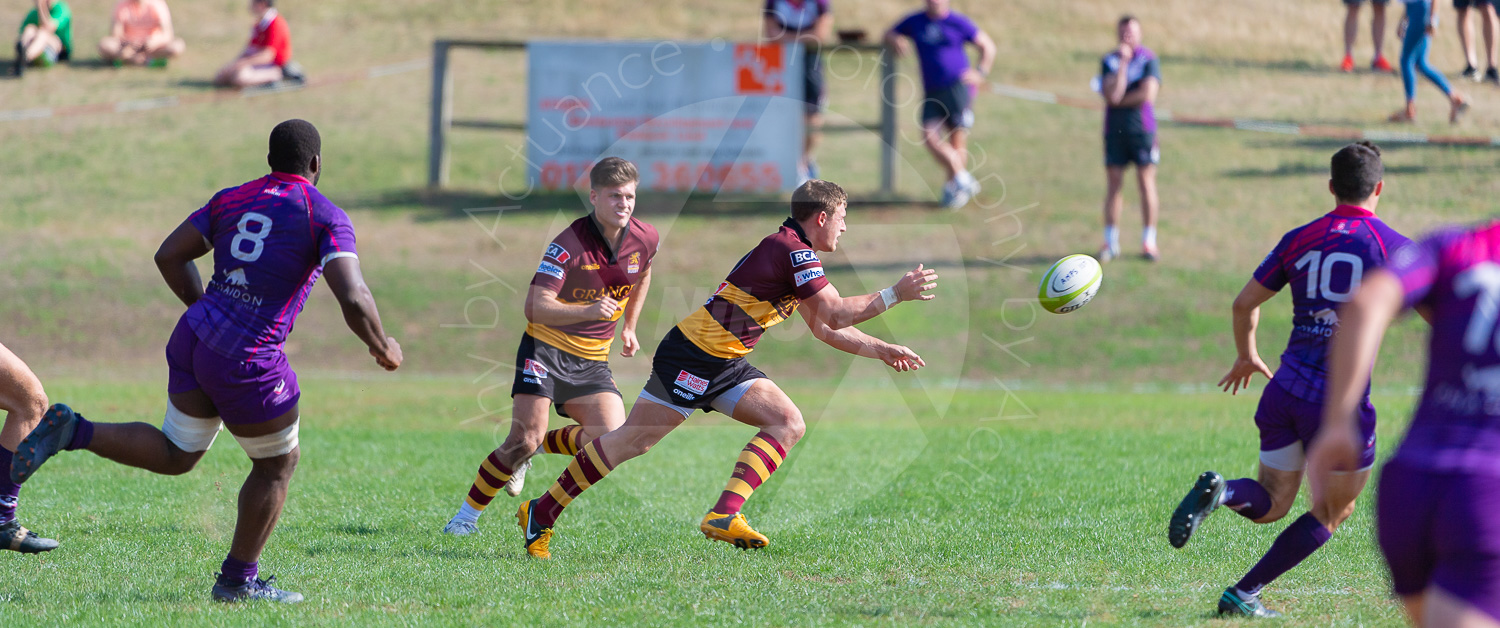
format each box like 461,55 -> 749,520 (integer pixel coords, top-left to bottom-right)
538,161 -> 784,193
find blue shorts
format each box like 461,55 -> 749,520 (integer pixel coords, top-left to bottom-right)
1456,0 -> 1492,8
1254,378 -> 1377,471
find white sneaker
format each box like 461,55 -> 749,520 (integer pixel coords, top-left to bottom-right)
945,184 -> 973,209
1096,245 -> 1119,263
442,517 -> 478,536
504,458 -> 531,497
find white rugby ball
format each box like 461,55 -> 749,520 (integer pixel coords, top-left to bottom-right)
1038,254 -> 1102,314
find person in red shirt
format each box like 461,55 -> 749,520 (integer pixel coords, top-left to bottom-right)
214,0 -> 298,88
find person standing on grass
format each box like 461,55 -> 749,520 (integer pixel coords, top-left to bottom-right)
1454,0 -> 1499,83
1168,142 -> 1414,618
1343,0 -> 1396,73
885,0 -> 995,210
1097,15 -> 1161,263
763,0 -> 833,185
1391,0 -> 1470,123
0,342 -> 58,554
214,0 -> 301,88
12,120 -> 403,604
99,0 -> 186,68
13,0 -> 72,77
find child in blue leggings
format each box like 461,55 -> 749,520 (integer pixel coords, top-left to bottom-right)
1393,0 -> 1469,122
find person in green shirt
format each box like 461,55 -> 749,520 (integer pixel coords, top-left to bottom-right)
15,0 -> 72,76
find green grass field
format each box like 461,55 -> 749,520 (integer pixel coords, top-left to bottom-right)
3,0 -> 1497,624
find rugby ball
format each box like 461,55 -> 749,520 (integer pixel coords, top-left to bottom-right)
1038,254 -> 1102,314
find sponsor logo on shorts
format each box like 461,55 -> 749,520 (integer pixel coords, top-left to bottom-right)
794,268 -> 825,287
673,388 -> 697,400
523,377 -> 540,384
545,243 -> 571,264
627,252 -> 641,274
273,379 -> 286,395
536,261 -> 566,280
675,370 -> 709,395
790,249 -> 819,267
523,359 -> 550,379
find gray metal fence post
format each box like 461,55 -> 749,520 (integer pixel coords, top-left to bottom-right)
879,47 -> 897,197
427,40 -> 453,189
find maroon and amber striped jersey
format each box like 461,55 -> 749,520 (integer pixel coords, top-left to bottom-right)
530,216 -> 660,361
677,218 -> 831,359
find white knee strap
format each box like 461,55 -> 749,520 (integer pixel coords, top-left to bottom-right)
233,419 -> 300,459
161,403 -> 222,453
1259,442 -> 1305,472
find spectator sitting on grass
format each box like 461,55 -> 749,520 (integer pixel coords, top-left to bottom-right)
14,0 -> 72,77
99,0 -> 186,67
214,0 -> 303,88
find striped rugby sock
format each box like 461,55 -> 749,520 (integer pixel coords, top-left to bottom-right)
711,432 -> 787,515
463,451 -> 514,513
534,440 -> 614,528
541,425 -> 585,456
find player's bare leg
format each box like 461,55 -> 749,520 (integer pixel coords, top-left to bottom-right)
66,388 -> 215,475
1423,587 -> 1500,628
802,111 -> 824,181
220,64 -> 284,88
1482,4 -> 1499,82
1137,164 -> 1160,261
20,28 -> 61,64
1099,166 -> 1127,262
143,31 -> 185,62
700,379 -> 806,550
1343,3 -> 1361,71
923,121 -> 969,208
0,342 -> 57,553
516,398 -> 687,558
213,405 -> 303,603
1372,2 -> 1391,70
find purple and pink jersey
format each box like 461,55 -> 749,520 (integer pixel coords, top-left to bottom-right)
1387,221 -> 1500,476
182,172 -> 358,360
1253,205 -> 1411,403
1100,46 -> 1161,136
891,10 -> 980,94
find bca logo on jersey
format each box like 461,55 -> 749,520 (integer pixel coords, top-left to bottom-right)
734,43 -> 785,95
675,370 -> 709,395
790,249 -> 819,267
225,268 -> 250,287
546,243 -> 571,264
523,359 -> 549,379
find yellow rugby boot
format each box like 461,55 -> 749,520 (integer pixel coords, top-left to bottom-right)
700,512 -> 768,549
515,499 -> 554,559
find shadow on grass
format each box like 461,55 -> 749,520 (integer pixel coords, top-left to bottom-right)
349,188 -> 944,221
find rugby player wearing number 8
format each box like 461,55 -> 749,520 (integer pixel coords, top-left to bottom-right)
513,180 -> 938,558
1168,142 -> 1416,618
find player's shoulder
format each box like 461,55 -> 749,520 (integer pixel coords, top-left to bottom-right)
629,216 -> 661,247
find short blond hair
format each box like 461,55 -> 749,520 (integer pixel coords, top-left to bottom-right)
791,179 -> 847,222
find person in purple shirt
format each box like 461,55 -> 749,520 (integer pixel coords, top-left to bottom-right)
11,120 -> 403,604
764,0 -> 832,185
1168,143 -> 1414,618
1313,220 -> 1500,626
885,0 -> 996,210
1097,15 -> 1163,263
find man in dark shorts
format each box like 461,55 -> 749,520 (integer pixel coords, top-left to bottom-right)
763,0 -> 832,184
0,341 -> 57,554
1454,0 -> 1499,82
442,157 -> 659,535
511,179 -> 938,559
885,0 -> 996,209
13,120 -> 403,603
1313,218 -> 1500,626
1167,143 -> 1413,618
1098,15 -> 1162,262
1344,0 -> 1395,72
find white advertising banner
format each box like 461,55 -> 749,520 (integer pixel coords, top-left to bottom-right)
527,40 -> 806,194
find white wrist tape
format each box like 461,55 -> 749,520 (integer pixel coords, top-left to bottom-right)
879,286 -> 899,310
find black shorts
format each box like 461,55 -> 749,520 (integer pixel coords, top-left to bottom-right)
510,333 -> 620,418
1104,131 -> 1159,167
803,49 -> 825,115
641,327 -> 766,413
921,81 -> 975,130
1457,0 -> 1492,9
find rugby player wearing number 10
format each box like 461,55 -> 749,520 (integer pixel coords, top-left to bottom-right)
1168,142 -> 1413,618
514,179 -> 938,559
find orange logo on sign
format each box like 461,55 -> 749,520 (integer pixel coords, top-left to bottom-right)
735,43 -> 785,95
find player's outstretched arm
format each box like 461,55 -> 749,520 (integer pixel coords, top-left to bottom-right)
619,268 -> 652,358
799,308 -> 925,372
524,285 -> 619,327
324,257 -> 402,371
800,264 -> 938,331
154,220 -> 211,308
1218,279 -> 1278,395
1307,270 -> 1404,483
